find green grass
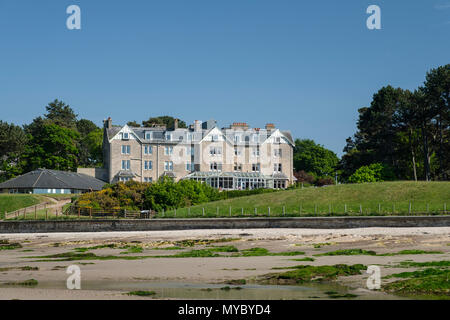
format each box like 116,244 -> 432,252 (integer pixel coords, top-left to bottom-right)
157,181 -> 450,217
290,257 -> 315,262
315,248 -> 443,257
5,279 -> 39,286
0,194 -> 42,218
0,240 -> 23,250
233,247 -> 304,257
394,260 -> 450,268
384,268 -> 450,296
314,249 -> 377,256
127,291 -> 156,297
259,264 -> 366,284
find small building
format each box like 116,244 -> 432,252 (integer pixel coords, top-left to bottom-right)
0,168 -> 106,194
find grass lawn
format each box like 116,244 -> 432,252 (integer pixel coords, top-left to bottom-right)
159,181 -> 450,218
0,194 -> 42,218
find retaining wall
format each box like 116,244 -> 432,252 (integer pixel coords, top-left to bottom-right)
0,216 -> 449,233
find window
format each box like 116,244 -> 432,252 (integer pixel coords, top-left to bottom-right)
234,147 -> 241,156
275,137 -> 281,143
209,146 -> 222,155
119,177 -> 131,182
165,134 -> 172,141
121,145 -> 130,154
144,161 -> 153,170
210,162 -> 222,172
234,163 -> 242,171
274,163 -> 282,172
234,136 -> 240,143
144,177 -> 152,183
252,163 -> 260,172
274,148 -> 282,157
164,146 -> 173,155
122,132 -> 129,140
121,160 -> 130,170
211,135 -> 218,142
186,162 -> 193,171
144,145 -> 153,155
145,131 -> 152,140
252,146 -> 260,157
186,146 -> 194,156
164,161 -> 173,171
253,135 -> 258,143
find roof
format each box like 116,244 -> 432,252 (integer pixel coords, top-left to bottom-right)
184,171 -> 273,179
0,169 -> 106,191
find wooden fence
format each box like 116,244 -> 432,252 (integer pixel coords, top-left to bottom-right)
4,202 -> 52,220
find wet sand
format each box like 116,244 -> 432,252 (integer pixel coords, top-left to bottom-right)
0,227 -> 449,300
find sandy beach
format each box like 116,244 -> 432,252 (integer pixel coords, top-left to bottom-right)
1,227 -> 449,300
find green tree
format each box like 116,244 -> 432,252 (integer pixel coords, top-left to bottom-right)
127,121 -> 141,127
142,116 -> 187,129
22,123 -> 80,172
44,99 -> 78,129
0,121 -> 28,181
348,163 -> 395,183
293,139 -> 338,178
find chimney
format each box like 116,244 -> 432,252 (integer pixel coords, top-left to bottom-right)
103,117 -> 112,129
265,123 -> 275,131
174,118 -> 179,130
194,120 -> 202,132
231,122 -> 249,130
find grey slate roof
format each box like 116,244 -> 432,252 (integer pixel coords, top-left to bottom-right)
0,169 -> 106,191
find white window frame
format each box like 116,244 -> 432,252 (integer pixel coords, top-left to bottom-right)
164,161 -> 173,171
164,146 -> 173,155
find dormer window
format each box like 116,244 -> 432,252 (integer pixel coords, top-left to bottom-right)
123,132 -> 129,140
165,134 -> 172,141
211,135 -> 218,142
234,136 -> 240,143
145,131 -> 152,140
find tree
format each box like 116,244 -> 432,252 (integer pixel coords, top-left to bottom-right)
44,99 -> 78,129
76,119 -> 98,137
293,139 -> 338,178
142,116 -> 187,129
423,64 -> 450,180
22,123 -> 80,172
127,121 -> 141,127
348,163 -> 395,183
0,121 -> 28,181
79,129 -> 103,167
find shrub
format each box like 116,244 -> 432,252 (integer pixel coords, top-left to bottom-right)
348,163 -> 396,183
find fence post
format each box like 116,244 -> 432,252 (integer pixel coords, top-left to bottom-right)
229,206 -> 231,217
328,204 -> 331,214
45,209 -> 48,220
299,205 -> 302,214
188,207 -> 190,217
409,202 -> 412,214
202,208 -> 205,216
78,207 -> 80,219
283,206 -> 285,216
314,205 -> 317,215
426,203 -> 429,213
393,204 -> 395,214
344,204 -> 347,214
89,207 -> 92,219
216,207 -> 219,216
162,209 -> 165,217
174,208 -> 176,217
241,208 -> 243,216
359,204 -> 362,214
268,207 -> 270,216
378,203 -> 381,214
254,207 -> 257,216
445,203 -> 447,214
35,205 -> 37,220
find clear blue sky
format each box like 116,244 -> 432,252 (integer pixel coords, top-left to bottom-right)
0,1 -> 449,156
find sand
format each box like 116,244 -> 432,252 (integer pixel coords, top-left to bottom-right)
0,227 -> 449,300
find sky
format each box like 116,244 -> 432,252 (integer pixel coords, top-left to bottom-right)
0,1 -> 449,156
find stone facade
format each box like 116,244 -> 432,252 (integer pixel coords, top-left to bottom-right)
100,118 -> 295,189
